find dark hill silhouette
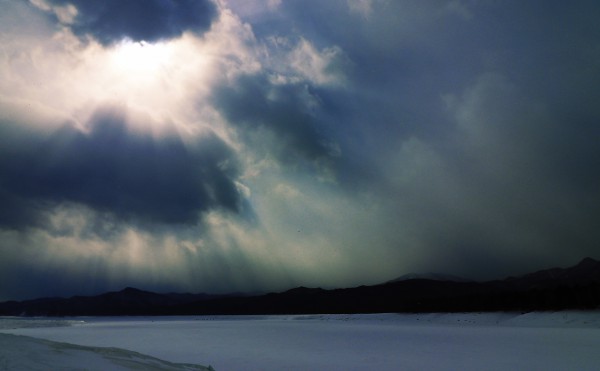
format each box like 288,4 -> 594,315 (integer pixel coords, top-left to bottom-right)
2,258 -> 600,316
0,288 -> 227,316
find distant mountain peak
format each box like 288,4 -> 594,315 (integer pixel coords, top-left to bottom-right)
576,257 -> 599,267
505,257 -> 600,288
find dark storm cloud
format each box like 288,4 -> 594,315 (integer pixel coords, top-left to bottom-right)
0,106 -> 243,229
45,0 -> 217,45
238,0 -> 600,277
212,74 -> 339,167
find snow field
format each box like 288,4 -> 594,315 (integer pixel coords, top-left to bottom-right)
2,312 -> 600,370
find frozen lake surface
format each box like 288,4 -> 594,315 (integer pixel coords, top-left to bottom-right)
2,312 -> 600,370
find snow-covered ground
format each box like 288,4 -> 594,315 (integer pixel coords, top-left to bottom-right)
2,312 -> 600,370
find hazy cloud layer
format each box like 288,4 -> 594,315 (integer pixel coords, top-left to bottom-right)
1,0 -> 599,300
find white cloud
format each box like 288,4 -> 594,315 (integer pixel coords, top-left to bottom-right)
288,38 -> 347,86
347,0 -> 376,18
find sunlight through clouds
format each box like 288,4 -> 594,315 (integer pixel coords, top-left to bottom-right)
1,0 -> 600,301
110,40 -> 175,83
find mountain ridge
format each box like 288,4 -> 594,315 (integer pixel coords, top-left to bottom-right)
2,257 -> 600,316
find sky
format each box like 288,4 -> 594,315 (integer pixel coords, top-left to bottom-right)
1,0 -> 599,301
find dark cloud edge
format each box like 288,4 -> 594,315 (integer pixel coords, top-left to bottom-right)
0,105 -> 251,234
39,0 -> 219,46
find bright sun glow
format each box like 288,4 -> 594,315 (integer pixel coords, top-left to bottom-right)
89,36 -> 212,135
111,40 -> 174,78
104,39 -> 181,129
